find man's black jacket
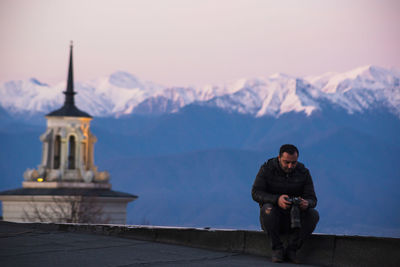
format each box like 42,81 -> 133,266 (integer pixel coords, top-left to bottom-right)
251,157 -> 317,208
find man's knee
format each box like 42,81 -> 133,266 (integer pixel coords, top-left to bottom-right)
261,203 -> 280,218
260,203 -> 280,229
261,203 -> 274,215
260,203 -> 274,231
303,208 -> 319,228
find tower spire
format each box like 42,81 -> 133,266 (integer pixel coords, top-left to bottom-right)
64,41 -> 76,107
46,42 -> 92,118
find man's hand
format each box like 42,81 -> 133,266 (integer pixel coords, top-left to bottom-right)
299,197 -> 309,210
278,194 -> 291,209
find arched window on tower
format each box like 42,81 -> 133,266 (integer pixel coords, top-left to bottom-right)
68,135 -> 76,169
53,135 -> 61,169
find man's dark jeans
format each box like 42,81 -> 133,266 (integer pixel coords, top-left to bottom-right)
260,203 -> 319,251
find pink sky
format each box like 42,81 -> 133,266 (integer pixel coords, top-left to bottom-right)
0,0 -> 399,87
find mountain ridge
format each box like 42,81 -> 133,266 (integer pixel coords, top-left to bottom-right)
1,65 -> 399,119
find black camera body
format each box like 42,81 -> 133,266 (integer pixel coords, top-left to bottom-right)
285,196 -> 301,228
286,197 -> 301,206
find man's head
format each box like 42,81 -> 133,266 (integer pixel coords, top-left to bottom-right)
278,144 -> 299,173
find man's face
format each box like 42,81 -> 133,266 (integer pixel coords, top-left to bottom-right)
278,152 -> 298,173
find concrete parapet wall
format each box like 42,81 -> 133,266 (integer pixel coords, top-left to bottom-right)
17,222 -> 400,266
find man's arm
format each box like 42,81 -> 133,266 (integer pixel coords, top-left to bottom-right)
251,164 -> 280,205
302,170 -> 317,209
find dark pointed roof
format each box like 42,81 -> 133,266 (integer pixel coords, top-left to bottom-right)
47,42 -> 92,118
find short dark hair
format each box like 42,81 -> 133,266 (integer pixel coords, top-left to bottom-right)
279,144 -> 299,157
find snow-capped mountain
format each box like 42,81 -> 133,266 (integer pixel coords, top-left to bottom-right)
201,74 -> 320,117
1,65 -> 399,118
0,78 -> 64,115
305,65 -> 400,116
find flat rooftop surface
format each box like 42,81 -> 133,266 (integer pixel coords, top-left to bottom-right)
0,221 -> 311,267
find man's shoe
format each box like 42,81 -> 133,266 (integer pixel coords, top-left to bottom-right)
271,249 -> 284,263
285,249 -> 300,264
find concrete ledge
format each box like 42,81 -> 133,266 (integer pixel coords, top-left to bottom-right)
12,221 -> 400,267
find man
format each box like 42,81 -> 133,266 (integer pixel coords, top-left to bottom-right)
251,144 -> 319,263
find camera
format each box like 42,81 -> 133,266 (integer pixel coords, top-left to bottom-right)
286,196 -> 301,206
285,197 -> 301,228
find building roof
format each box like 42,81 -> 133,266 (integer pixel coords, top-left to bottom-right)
46,42 -> 92,118
1,221 -> 400,266
0,187 -> 137,199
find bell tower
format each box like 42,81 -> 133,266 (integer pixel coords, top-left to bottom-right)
0,43 -> 137,224
24,42 -> 108,184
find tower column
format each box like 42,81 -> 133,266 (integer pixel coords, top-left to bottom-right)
39,128 -> 53,170
60,136 -> 68,180
41,141 -> 49,168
